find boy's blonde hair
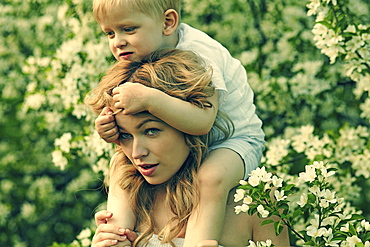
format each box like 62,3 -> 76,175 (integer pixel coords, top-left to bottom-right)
93,0 -> 181,23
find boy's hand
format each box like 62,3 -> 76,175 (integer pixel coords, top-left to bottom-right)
112,83 -> 156,115
95,107 -> 120,145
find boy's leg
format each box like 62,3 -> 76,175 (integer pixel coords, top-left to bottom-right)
183,148 -> 244,247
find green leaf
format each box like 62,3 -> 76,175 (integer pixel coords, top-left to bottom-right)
364,232 -> 370,242
307,193 -> 316,204
350,214 -> 365,221
274,221 -> 284,236
261,219 -> 275,226
332,236 -> 346,241
317,20 -> 333,29
303,240 -> 316,246
249,206 -> 258,216
348,223 -> 357,235
284,184 -> 295,191
293,209 -> 302,218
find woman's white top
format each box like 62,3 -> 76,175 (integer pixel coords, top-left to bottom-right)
137,234 -> 223,247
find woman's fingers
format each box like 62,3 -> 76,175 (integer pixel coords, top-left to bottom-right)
195,240 -> 219,247
92,225 -> 127,247
93,239 -> 118,247
95,210 -> 113,226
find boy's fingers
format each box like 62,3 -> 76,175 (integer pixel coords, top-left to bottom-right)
95,115 -> 115,127
112,86 -> 123,95
113,138 -> 121,145
100,107 -> 114,116
102,127 -> 119,139
96,120 -> 116,131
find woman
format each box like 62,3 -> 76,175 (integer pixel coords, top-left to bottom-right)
86,49 -> 289,247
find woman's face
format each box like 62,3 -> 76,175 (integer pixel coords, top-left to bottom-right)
115,112 -> 190,185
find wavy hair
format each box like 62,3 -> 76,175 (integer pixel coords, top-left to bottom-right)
85,48 -> 233,246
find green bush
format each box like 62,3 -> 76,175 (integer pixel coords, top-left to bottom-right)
0,0 -> 368,246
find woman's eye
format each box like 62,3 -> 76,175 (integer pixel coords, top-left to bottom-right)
120,133 -> 132,140
146,128 -> 160,136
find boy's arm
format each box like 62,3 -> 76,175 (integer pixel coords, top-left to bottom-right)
113,83 -> 218,135
148,89 -> 219,135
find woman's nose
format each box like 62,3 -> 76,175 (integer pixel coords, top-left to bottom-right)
131,138 -> 149,159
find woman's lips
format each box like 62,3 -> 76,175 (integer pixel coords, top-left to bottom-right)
138,164 -> 159,176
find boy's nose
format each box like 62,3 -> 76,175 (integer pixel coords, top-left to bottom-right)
114,34 -> 127,48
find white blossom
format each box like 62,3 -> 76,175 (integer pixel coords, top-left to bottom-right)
274,190 -> 287,201
77,228 -> 92,240
361,220 -> 370,231
81,239 -> 91,247
299,165 -> 317,183
23,93 -> 46,111
271,175 -> 283,187
319,189 -> 337,204
239,180 -> 248,186
257,205 -> 269,218
248,174 -> 261,187
297,193 -> 308,207
234,189 -> 246,202
52,150 -> 68,171
340,223 -> 350,232
243,195 -> 253,205
234,204 -> 249,214
306,0 -> 320,16
346,235 -> 362,247
54,132 -> 72,153
306,225 -> 326,238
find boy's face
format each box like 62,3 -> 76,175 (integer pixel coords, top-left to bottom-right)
100,8 -> 173,62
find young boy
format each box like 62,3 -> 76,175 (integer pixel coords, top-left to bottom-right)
92,0 -> 265,246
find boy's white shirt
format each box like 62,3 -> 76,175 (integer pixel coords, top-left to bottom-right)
176,23 -> 265,177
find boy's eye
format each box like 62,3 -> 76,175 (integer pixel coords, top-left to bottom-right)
123,27 -> 136,33
105,31 -> 114,37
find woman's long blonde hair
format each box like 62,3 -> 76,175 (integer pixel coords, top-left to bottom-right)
85,49 -> 233,246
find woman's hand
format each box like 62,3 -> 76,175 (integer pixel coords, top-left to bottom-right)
195,240 -> 219,247
93,210 -> 137,247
